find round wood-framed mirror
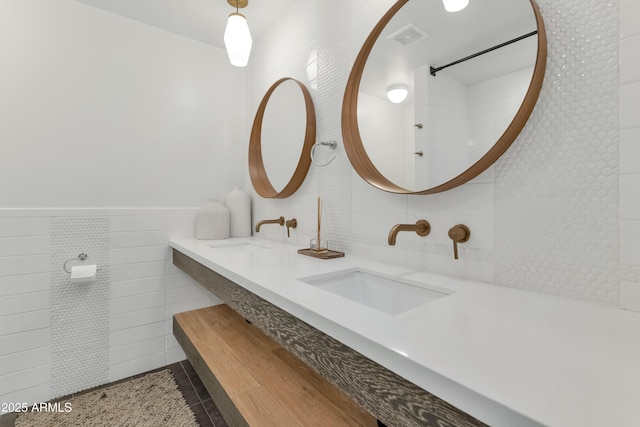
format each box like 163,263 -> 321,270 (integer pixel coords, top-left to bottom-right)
342,0 -> 547,194
249,77 -> 316,198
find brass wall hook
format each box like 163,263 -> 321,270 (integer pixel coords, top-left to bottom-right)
448,224 -> 470,259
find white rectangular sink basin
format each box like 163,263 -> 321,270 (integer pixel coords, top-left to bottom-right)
299,268 -> 452,315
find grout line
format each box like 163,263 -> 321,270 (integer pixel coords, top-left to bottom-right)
0,290 -> 50,298
0,376 -> 50,396
109,335 -> 165,350
109,288 -> 166,301
0,344 -> 50,360
109,259 -> 168,267
109,260 -> 166,267
109,306 -> 166,319
0,271 -> 50,279
0,327 -> 50,340
179,361 -> 200,403
180,361 -> 216,426
201,399 -> 218,427
109,306 -> 167,319
0,307 -> 50,320
0,360 -> 51,379
108,351 -> 165,370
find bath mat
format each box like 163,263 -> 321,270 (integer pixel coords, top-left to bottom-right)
14,369 -> 198,427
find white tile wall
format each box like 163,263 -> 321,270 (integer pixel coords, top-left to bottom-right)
619,0 -> 640,311
0,208 -> 222,405
107,211 -> 221,383
0,217 -> 52,407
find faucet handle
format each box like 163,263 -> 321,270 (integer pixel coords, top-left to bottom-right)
448,224 -> 470,260
285,218 -> 297,238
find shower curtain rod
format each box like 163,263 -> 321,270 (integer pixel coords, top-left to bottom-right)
429,31 -> 538,77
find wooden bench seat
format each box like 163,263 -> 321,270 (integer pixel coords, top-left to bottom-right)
173,304 -> 377,427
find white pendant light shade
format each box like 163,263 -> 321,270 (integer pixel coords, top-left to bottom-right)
387,84 -> 408,104
224,12 -> 252,67
442,0 -> 469,12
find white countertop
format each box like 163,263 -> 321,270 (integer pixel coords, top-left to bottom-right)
169,237 -> 640,427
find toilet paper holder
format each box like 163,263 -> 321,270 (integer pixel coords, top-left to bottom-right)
63,253 -> 101,273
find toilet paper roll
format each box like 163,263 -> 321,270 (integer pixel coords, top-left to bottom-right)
70,264 -> 97,284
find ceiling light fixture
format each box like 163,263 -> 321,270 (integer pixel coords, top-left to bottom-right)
442,0 -> 469,13
224,0 -> 252,67
386,84 -> 408,104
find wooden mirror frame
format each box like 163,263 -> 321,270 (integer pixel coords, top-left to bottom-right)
342,0 -> 547,194
249,77 -> 316,199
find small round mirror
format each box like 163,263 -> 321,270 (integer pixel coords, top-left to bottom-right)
249,78 -> 316,198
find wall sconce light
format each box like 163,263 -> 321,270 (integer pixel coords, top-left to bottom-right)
224,0 -> 252,67
386,84 -> 408,103
442,0 -> 469,12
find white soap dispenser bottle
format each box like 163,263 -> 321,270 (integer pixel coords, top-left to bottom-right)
224,187 -> 251,237
196,199 -> 230,240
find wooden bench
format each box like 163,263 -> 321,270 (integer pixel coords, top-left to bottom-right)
173,305 -> 378,427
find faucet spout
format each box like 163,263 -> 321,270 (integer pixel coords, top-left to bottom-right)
255,216 -> 285,233
388,220 -> 431,246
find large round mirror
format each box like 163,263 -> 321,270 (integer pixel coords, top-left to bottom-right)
249,78 -> 316,198
342,0 -> 546,194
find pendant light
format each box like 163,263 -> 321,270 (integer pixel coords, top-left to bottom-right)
224,0 -> 252,67
442,0 -> 469,13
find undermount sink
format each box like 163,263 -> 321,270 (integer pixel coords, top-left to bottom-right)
299,268 -> 452,315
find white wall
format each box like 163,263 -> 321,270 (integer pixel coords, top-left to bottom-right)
0,0 -> 244,207
0,0 -> 235,406
425,72 -> 469,188
357,92 -> 410,187
467,67 -> 532,164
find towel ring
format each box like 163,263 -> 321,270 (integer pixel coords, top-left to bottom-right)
311,140 -> 337,167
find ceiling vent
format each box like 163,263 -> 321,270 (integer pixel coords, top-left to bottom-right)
387,24 -> 429,46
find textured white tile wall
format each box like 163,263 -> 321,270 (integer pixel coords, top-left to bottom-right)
0,209 -> 220,405
51,217 -> 110,398
494,0 -> 620,305
248,0 -> 633,309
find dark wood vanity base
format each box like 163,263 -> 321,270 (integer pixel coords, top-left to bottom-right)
173,249 -> 488,427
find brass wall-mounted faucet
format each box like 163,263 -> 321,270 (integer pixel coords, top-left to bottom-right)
388,220 -> 431,246
285,218 -> 297,237
448,224 -> 470,259
255,216 -> 285,233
